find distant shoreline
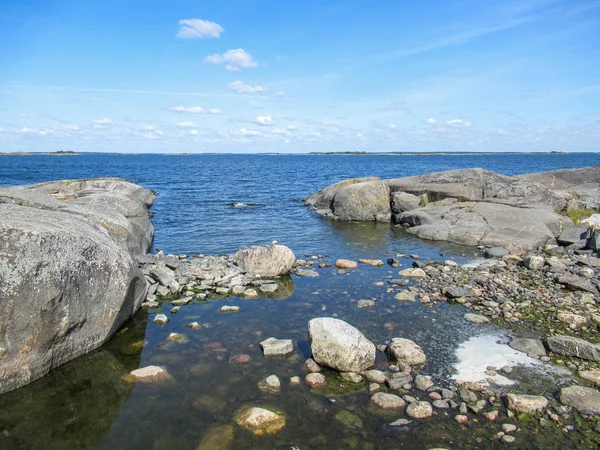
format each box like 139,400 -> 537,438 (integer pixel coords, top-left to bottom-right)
1,151 -> 595,157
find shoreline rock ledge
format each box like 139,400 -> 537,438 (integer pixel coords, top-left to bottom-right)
305,167 -> 600,254
0,178 -> 156,394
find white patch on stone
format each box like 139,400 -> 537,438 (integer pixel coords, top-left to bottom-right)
452,334 -> 541,386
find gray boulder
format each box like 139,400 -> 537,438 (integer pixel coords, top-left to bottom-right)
305,177 -> 380,211
547,335 -> 600,362
331,180 -> 391,222
308,317 -> 375,372
391,192 -> 421,214
233,244 -> 295,277
388,338 -> 426,365
559,386 -> 600,414
0,178 -> 155,394
508,338 -> 547,357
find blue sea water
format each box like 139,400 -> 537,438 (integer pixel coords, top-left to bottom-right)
1,153 -> 599,450
1,153 -> 597,257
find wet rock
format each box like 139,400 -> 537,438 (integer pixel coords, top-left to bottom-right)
187,321 -> 201,329
432,400 -> 450,409
305,373 -> 326,387
557,274 -> 600,295
445,287 -> 472,299
362,369 -> 387,384
260,337 -> 294,356
463,313 -> 490,324
167,332 -> 188,344
414,375 -> 434,391
523,255 -> 545,270
406,401 -> 433,419
141,301 -> 159,308
502,423 -> 517,433
578,369 -> 600,385
547,335 -> 600,362
304,358 -> 322,373
557,312 -> 587,326
483,410 -> 499,421
233,244 -> 295,277
234,406 -> 286,435
258,374 -> 281,393
398,268 -> 426,278
150,268 -> 181,294
289,376 -> 301,385
259,283 -> 278,293
559,386 -> 600,414
220,305 -> 240,312
196,425 -> 234,450
153,314 -> 169,325
455,414 -> 468,424
243,288 -> 259,297
122,365 -> 173,383
386,372 -> 413,390
371,392 -> 406,410
369,383 -> 381,394
336,259 -> 358,269
359,259 -> 384,267
504,393 -> 548,414
296,268 -> 319,277
308,317 -> 376,372
459,389 -> 478,403
508,338 -> 546,357
335,410 -> 364,429
485,247 -> 510,258
357,299 -> 375,308
229,354 -> 251,364
394,291 -> 417,302
388,338 -> 427,365
340,372 -> 363,383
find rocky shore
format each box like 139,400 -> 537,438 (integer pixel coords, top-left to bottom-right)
306,166 -> 600,254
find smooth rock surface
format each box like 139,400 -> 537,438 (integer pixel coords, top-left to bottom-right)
233,244 -> 295,277
388,338 -> 427,365
308,318 -> 376,372
504,394 -> 548,414
234,406 -> 286,435
260,337 -> 294,356
0,178 -> 155,394
559,386 -> 600,414
547,335 -> 600,362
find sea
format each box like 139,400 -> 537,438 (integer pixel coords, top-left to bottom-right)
0,152 -> 598,450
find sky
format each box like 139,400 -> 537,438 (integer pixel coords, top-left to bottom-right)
0,0 -> 599,153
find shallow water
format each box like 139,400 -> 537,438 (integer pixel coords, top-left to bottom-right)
1,153 -> 599,449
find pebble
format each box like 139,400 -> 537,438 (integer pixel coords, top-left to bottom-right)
220,305 -> 240,312
153,314 -> 169,325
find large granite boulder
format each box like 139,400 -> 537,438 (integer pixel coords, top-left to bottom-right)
308,317 -> 376,372
233,244 -> 295,277
396,202 -> 567,253
546,335 -> 600,362
0,178 -> 155,394
305,178 -> 391,222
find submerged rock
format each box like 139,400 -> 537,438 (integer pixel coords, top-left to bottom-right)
463,313 -> 490,324
308,317 -> 376,372
504,393 -> 548,414
260,337 -> 294,357
234,406 -> 286,435
196,425 -> 234,450
406,401 -> 433,419
334,410 -> 364,429
122,365 -> 173,383
508,338 -> 547,358
371,392 -> 406,410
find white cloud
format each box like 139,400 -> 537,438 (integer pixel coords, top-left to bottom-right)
169,106 -> 221,114
388,124 -> 397,129
237,128 -> 261,136
425,118 -> 437,124
498,129 -> 508,135
256,115 -> 274,126
21,127 -> 54,136
272,128 -> 290,135
177,19 -> 224,39
178,121 -> 195,128
92,118 -> 111,124
288,125 -> 297,130
446,119 -> 472,127
205,49 -> 258,71
227,80 -> 267,95
190,129 -> 199,136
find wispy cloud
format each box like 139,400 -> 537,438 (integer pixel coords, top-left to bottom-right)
177,19 -> 224,39
255,115 -> 274,126
169,106 -> 221,114
228,80 -> 267,95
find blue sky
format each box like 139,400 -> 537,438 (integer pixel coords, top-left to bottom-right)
0,0 -> 599,153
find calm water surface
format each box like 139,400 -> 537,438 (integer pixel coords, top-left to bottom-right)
0,153 -> 598,449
